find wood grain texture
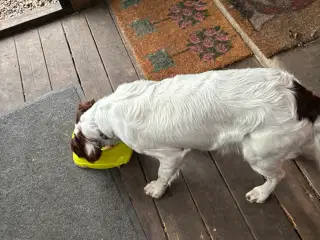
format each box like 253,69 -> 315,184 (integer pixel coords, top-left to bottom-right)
0,37 -> 24,115
210,151 -> 300,240
119,153 -> 167,240
107,4 -> 145,79
14,29 -> 51,102
110,166 -> 148,240
38,21 -> 78,90
139,154 -> 210,240
62,13 -> 113,99
275,161 -> 320,240
182,150 -> 254,240
84,4 -> 137,90
295,159 -> 320,198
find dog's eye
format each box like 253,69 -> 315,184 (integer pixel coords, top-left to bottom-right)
99,132 -> 109,140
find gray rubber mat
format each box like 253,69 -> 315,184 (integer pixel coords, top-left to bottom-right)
0,88 -> 140,240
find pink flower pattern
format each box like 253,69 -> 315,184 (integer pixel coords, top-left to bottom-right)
204,27 -> 217,36
184,1 -> 195,6
203,38 -> 214,48
189,33 -> 201,44
170,5 -> 181,13
181,20 -> 192,29
216,33 -> 229,41
194,12 -> 205,21
183,8 -> 193,16
171,15 -> 183,23
168,0 -> 209,29
201,53 -> 215,61
195,6 -> 206,11
216,43 -> 228,53
187,26 -> 232,62
190,44 -> 204,53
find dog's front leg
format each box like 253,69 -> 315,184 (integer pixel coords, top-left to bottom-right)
144,148 -> 190,198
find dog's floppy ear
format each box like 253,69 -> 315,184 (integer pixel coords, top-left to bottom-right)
78,99 -> 95,111
76,99 -> 95,123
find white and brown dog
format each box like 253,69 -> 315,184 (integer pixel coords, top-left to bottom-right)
71,68 -> 320,203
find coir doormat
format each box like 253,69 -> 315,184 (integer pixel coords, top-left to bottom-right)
221,0 -> 320,57
109,0 -> 251,80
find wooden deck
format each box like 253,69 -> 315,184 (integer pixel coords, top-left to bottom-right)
1,3 -> 320,240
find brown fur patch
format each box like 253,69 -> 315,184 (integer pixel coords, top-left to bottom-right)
76,99 -> 95,123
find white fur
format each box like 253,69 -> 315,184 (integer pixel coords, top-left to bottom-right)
76,68 -> 320,202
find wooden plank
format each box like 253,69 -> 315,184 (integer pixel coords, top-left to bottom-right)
38,21 -> 78,90
210,151 -> 300,240
274,161 -> 320,240
295,158 -> 320,197
14,29 -> 51,102
182,150 -> 254,240
227,57 -> 260,70
108,5 -> 145,79
139,154 -> 210,240
84,4 -> 137,90
0,37 -> 24,115
110,166 -> 148,240
118,153 -> 167,240
62,13 -> 113,99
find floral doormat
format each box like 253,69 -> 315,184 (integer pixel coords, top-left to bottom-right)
222,0 -> 320,57
109,0 -> 251,80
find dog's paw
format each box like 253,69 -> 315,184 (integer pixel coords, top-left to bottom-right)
144,181 -> 166,199
246,187 -> 269,203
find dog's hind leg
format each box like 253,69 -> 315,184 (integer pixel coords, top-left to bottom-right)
144,148 -> 190,198
245,158 -> 286,203
243,143 -> 288,203
242,122 -> 313,203
242,132 -> 301,203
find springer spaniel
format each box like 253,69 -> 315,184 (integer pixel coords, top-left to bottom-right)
71,68 -> 320,203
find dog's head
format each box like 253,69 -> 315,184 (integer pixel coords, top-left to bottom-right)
71,99 -> 103,163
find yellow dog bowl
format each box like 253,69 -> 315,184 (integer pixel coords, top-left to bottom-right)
72,133 -> 133,169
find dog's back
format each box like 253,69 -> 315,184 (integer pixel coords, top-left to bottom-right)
106,69 -> 309,150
